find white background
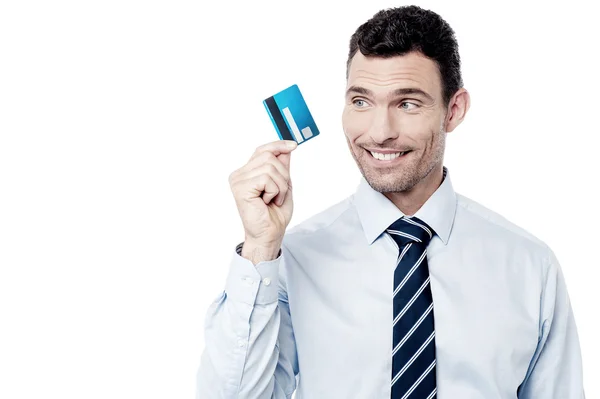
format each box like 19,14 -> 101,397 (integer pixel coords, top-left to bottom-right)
0,0 -> 598,398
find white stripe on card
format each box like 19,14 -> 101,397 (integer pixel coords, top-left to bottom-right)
282,107 -> 304,143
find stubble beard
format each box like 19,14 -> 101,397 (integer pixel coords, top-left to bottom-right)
348,128 -> 446,194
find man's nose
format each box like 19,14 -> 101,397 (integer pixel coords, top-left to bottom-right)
369,107 -> 399,144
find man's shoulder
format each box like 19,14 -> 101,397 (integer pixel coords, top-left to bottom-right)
455,192 -> 550,252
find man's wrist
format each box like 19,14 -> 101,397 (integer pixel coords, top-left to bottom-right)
236,241 -> 282,265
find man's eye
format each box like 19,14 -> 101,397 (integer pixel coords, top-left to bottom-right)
353,99 -> 368,107
400,102 -> 418,110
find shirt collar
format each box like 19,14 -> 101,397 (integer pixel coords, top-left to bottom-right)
352,166 -> 457,246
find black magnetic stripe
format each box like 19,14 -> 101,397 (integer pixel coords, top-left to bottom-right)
265,96 -> 293,141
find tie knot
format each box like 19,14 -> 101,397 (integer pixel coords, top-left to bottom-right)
386,216 -> 435,248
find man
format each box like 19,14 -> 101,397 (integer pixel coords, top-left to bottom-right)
196,5 -> 585,398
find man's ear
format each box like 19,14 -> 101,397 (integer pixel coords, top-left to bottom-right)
444,88 -> 470,133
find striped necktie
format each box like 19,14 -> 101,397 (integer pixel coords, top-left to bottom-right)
387,216 -> 437,399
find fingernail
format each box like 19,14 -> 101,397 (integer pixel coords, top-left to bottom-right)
286,140 -> 297,148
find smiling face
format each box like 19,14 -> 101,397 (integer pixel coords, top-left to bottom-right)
342,50 -> 450,194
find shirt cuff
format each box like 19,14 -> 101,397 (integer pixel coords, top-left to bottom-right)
224,242 -> 282,306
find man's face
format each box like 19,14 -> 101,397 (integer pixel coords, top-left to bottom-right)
342,51 -> 448,193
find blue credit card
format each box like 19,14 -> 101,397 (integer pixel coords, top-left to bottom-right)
263,84 -> 320,144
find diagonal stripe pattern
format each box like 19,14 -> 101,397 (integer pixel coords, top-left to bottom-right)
387,216 -> 437,399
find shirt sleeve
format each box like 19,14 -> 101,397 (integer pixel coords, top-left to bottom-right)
196,241 -> 299,399
517,247 -> 586,398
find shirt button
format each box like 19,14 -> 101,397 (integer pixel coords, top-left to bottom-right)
262,277 -> 271,286
237,339 -> 245,347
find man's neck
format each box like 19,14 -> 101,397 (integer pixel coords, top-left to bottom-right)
383,165 -> 444,216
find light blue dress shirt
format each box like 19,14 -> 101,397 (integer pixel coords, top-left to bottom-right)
197,166 -> 585,398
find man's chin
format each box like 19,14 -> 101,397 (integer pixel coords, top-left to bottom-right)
362,171 -> 408,193
353,154 -> 414,192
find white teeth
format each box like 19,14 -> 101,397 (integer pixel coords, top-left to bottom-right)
369,151 -> 406,161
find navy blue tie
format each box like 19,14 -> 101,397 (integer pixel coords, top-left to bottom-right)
387,216 -> 437,399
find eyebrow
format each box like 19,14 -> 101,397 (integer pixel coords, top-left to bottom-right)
345,85 -> 434,102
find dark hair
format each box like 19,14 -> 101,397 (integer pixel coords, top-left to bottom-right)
347,5 -> 463,107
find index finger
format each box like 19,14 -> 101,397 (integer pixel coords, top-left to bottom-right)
253,139 -> 298,157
